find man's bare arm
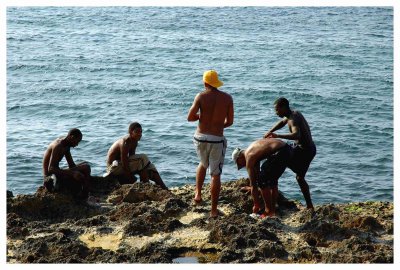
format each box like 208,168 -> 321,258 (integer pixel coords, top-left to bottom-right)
264,118 -> 288,138
48,145 -> 74,177
224,97 -> 234,128
187,94 -> 200,122
246,156 -> 261,212
246,157 -> 259,187
65,149 -> 76,168
42,148 -> 51,177
120,140 -> 135,182
272,121 -> 301,140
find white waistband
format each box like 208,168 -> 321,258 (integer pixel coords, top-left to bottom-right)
194,132 -> 225,142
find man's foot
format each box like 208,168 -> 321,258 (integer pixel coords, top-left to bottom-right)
260,212 -> 277,219
240,186 -> 252,193
160,184 -> 169,190
87,195 -> 100,207
210,209 -> 222,219
306,206 -> 316,217
194,194 -> 203,203
252,205 -> 261,214
193,198 -> 203,206
249,213 -> 261,219
43,177 -> 54,192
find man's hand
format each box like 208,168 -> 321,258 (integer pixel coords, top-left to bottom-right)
263,131 -> 272,138
264,132 -> 278,138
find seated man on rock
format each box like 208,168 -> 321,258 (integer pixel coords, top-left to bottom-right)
232,138 -> 292,218
42,128 -> 93,201
104,122 -> 168,190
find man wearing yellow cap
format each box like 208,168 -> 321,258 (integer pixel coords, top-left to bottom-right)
187,70 -> 234,218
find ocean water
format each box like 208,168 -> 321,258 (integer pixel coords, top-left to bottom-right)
7,7 -> 393,204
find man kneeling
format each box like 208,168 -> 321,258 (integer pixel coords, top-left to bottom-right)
232,138 -> 292,217
105,122 -> 168,190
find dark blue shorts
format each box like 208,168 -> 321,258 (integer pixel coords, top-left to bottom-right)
259,144 -> 292,188
288,143 -> 316,177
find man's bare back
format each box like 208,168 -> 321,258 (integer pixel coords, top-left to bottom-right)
43,138 -> 69,176
188,86 -> 233,136
245,138 -> 287,163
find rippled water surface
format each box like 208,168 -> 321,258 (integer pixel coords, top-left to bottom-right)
7,7 -> 393,203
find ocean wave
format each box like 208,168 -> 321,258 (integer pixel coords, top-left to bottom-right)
366,33 -> 387,38
8,63 -> 50,71
308,53 -> 348,61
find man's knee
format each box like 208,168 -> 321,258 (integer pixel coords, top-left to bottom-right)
198,163 -> 207,171
139,154 -> 150,163
76,162 -> 92,176
211,174 -> 221,182
296,175 -> 309,186
80,164 -> 91,175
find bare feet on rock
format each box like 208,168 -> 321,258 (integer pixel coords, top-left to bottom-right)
240,186 -> 252,193
193,198 -> 204,206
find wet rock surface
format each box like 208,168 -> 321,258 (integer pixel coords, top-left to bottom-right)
7,177 -> 393,263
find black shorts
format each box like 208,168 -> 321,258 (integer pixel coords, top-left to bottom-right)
288,143 -> 316,177
44,174 -> 82,193
259,144 -> 292,188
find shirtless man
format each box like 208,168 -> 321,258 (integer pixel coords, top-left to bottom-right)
187,70 -> 234,218
264,97 -> 316,210
105,122 -> 168,190
42,128 -> 91,198
232,138 -> 292,217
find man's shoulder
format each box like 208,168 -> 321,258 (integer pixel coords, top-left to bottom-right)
51,137 -> 64,148
214,90 -> 232,104
292,110 -> 304,117
218,89 -> 232,97
224,92 -> 233,102
121,136 -> 138,146
121,135 -> 131,144
289,110 -> 303,121
49,139 -> 68,154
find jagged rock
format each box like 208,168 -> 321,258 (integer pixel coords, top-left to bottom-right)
6,179 -> 393,263
109,183 -> 173,203
7,213 -> 29,238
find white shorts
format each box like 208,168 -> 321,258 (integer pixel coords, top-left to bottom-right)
193,132 -> 227,176
105,154 -> 158,176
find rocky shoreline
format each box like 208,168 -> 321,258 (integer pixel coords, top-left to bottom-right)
7,177 -> 393,263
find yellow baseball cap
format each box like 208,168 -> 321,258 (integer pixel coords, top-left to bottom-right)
203,70 -> 223,88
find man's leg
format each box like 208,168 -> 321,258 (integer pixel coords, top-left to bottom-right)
210,174 -> 221,217
261,187 -> 274,216
76,162 -> 91,177
73,163 -> 91,198
149,170 -> 168,190
296,175 -> 314,209
271,186 -> 278,216
272,185 -> 278,208
194,164 -> 206,203
139,169 -> 150,183
260,188 -> 270,215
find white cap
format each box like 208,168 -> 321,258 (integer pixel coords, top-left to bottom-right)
232,148 -> 244,163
